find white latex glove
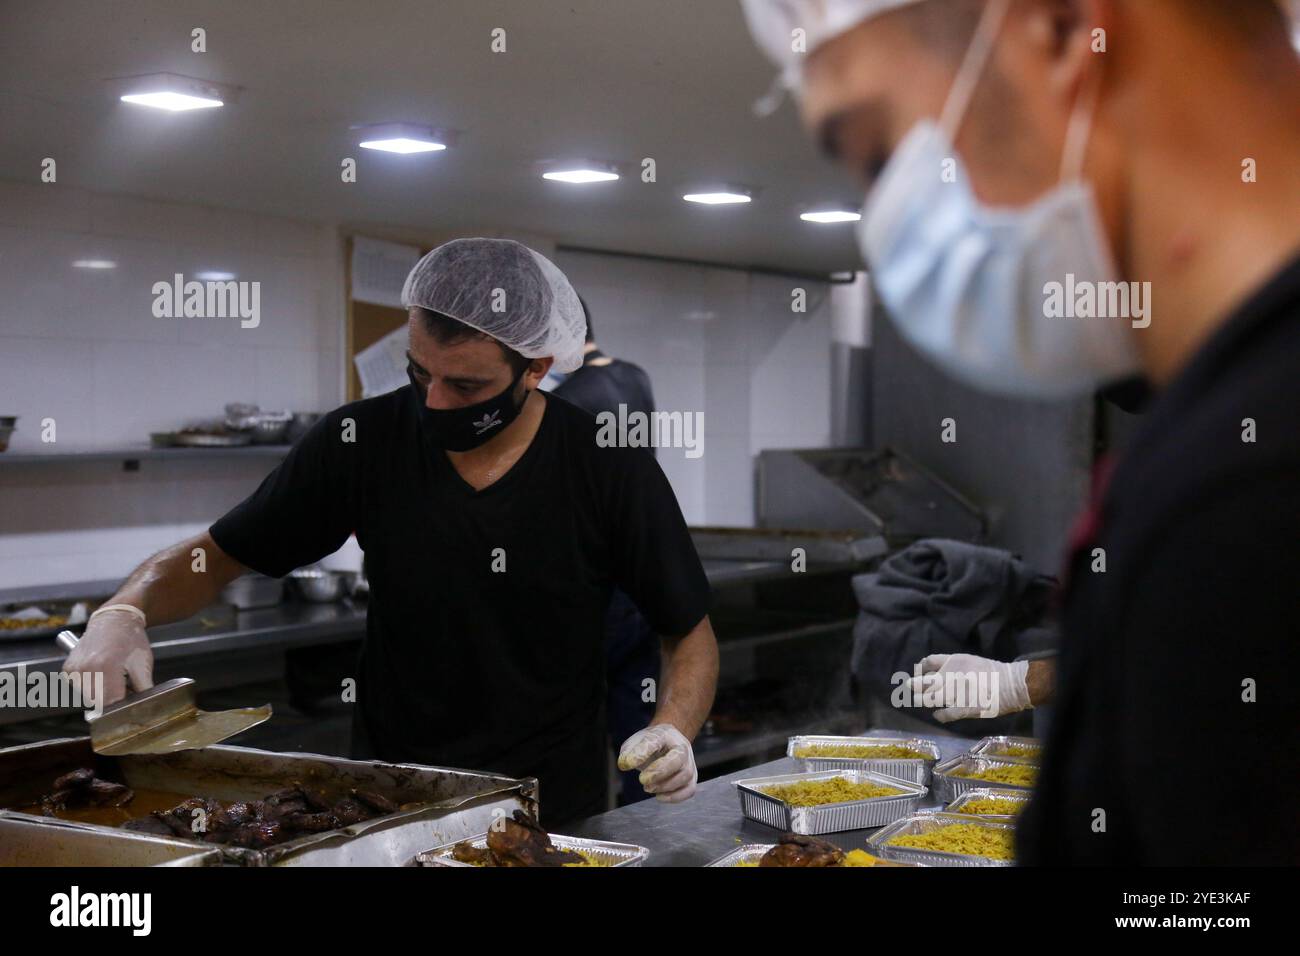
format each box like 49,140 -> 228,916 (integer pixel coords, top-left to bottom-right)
617,724 -> 698,803
61,605 -> 153,708
905,653 -> 1031,723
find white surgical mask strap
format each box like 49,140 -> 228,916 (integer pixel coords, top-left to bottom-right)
937,0 -> 1013,140
1059,68 -> 1102,183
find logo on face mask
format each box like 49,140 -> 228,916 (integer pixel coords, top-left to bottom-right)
472,410 -> 503,435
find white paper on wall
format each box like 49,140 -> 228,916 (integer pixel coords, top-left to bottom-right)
351,236 -> 421,307
353,326 -> 409,397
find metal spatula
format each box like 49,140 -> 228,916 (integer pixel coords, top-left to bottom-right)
56,630 -> 272,756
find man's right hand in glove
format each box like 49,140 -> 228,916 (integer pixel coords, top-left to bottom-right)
62,604 -> 153,708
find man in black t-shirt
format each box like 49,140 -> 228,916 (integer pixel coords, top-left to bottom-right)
64,239 -> 719,826
741,0 -> 1300,862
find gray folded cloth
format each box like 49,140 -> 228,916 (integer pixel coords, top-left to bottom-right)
849,538 -> 1058,733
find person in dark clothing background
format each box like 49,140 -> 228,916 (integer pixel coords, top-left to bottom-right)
554,300 -> 663,804
742,0 -> 1300,863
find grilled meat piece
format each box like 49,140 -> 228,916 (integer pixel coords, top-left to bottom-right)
39,789 -> 74,816
211,801 -> 261,831
85,779 -> 134,807
52,767 -> 96,791
485,810 -> 585,867
351,789 -> 398,816
331,798 -> 370,826
281,810 -> 340,833
261,798 -> 307,820
451,843 -> 498,866
153,810 -> 198,838
221,820 -> 284,849
300,786 -> 334,812
759,833 -> 846,868
36,771 -> 133,814
263,786 -> 305,805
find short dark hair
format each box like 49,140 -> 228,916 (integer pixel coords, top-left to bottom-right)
416,308 -> 531,376
579,295 -> 594,344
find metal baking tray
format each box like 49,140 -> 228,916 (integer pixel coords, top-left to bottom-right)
945,787 -> 1031,819
0,737 -> 535,866
931,754 -> 1038,803
867,812 -> 1016,867
735,768 -> 926,835
172,431 -> 252,447
0,813 -> 222,867
787,735 -> 941,784
703,842 -> 920,867
969,735 -> 1042,763
0,597 -> 95,642
416,832 -> 649,867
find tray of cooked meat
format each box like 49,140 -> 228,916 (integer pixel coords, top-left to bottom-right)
0,736 -> 535,866
416,810 -> 649,867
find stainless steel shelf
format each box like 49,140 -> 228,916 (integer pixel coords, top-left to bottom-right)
0,446 -> 291,466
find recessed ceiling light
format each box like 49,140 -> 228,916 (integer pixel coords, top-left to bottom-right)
121,91 -> 223,111
195,271 -> 237,281
115,73 -> 230,111
801,210 -> 862,223
683,191 -> 752,205
356,123 -> 448,154
72,259 -> 116,270
543,168 -> 620,184
359,137 -> 446,154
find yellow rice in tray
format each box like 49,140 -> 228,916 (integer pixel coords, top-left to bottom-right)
996,743 -> 1041,759
955,797 -> 1025,816
888,823 -> 1015,861
760,778 -> 905,807
951,763 -> 1038,787
732,849 -> 896,867
793,743 -> 929,760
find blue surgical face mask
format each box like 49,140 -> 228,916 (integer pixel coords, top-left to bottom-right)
856,0 -> 1140,398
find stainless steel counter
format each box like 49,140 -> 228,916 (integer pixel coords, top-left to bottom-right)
0,586 -> 368,725
569,728 -> 978,866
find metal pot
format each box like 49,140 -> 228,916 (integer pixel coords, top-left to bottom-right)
289,568 -> 352,603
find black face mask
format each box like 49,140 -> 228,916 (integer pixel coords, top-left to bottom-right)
409,366 -> 528,452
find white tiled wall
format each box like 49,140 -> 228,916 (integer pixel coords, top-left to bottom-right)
0,184 -> 836,590
555,250 -> 833,527
0,179 -> 345,588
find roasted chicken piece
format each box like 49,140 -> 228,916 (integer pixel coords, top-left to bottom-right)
450,842 -> 498,866
759,833 -> 846,867
485,810 -> 586,867
38,768 -> 134,816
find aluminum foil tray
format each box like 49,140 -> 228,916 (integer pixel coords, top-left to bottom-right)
787,735 -> 941,784
416,832 -> 648,867
705,844 -> 776,867
867,812 -> 1016,867
735,768 -> 926,835
945,787 -> 1031,819
969,735 -> 1042,763
931,754 -> 1038,803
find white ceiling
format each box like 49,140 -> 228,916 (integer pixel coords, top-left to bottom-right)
0,0 -> 864,275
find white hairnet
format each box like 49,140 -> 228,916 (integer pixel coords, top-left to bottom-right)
401,238 -> 587,373
740,0 -> 924,85
741,0 -> 1300,85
